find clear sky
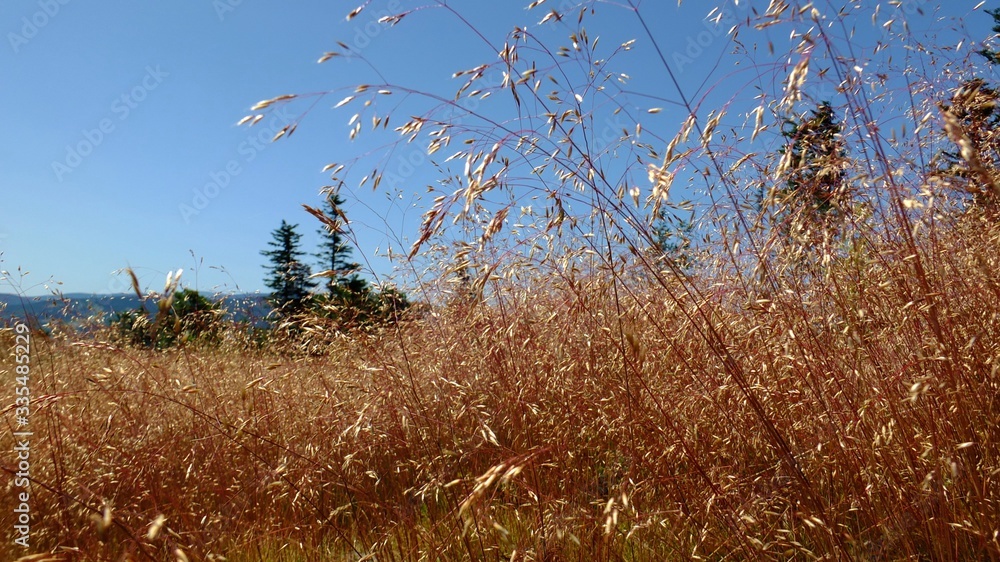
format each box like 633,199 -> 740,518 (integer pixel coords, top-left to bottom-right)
0,1 -> 990,297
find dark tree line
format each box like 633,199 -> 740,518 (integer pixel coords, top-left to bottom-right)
261,192 -> 410,327
932,7 -> 1000,213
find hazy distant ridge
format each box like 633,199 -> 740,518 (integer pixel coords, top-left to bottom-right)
0,293 -> 271,327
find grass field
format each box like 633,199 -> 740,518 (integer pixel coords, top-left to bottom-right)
3,212 -> 1000,559
6,1 -> 1000,560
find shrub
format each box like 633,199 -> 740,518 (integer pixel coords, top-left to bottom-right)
113,288 -> 223,349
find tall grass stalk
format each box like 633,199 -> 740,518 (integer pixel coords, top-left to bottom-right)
4,1 -> 1000,560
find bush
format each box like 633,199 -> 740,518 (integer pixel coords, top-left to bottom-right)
113,288 -> 223,349
310,284 -> 410,327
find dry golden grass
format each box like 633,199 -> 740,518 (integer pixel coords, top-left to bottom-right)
3,213 -> 1000,560
6,2 -> 1000,560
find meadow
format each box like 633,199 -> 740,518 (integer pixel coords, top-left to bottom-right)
4,1 -> 1000,560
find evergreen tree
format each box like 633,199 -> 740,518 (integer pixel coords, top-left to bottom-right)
978,8 -> 1000,66
306,193 -> 411,328
261,220 -> 317,312
651,210 -> 694,272
314,192 -> 368,299
776,101 -> 848,247
937,80 -> 1000,198
933,9 -> 1000,210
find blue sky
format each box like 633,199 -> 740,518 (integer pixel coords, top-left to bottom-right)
0,1 -> 990,297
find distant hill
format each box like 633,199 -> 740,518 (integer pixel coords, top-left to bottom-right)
0,292 -> 273,329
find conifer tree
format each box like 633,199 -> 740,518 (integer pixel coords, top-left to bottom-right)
776,101 -> 848,248
314,192 -> 369,299
651,210 -> 694,272
933,8 -> 1000,210
978,8 -> 1000,66
261,220 -> 316,312
308,193 -> 411,328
